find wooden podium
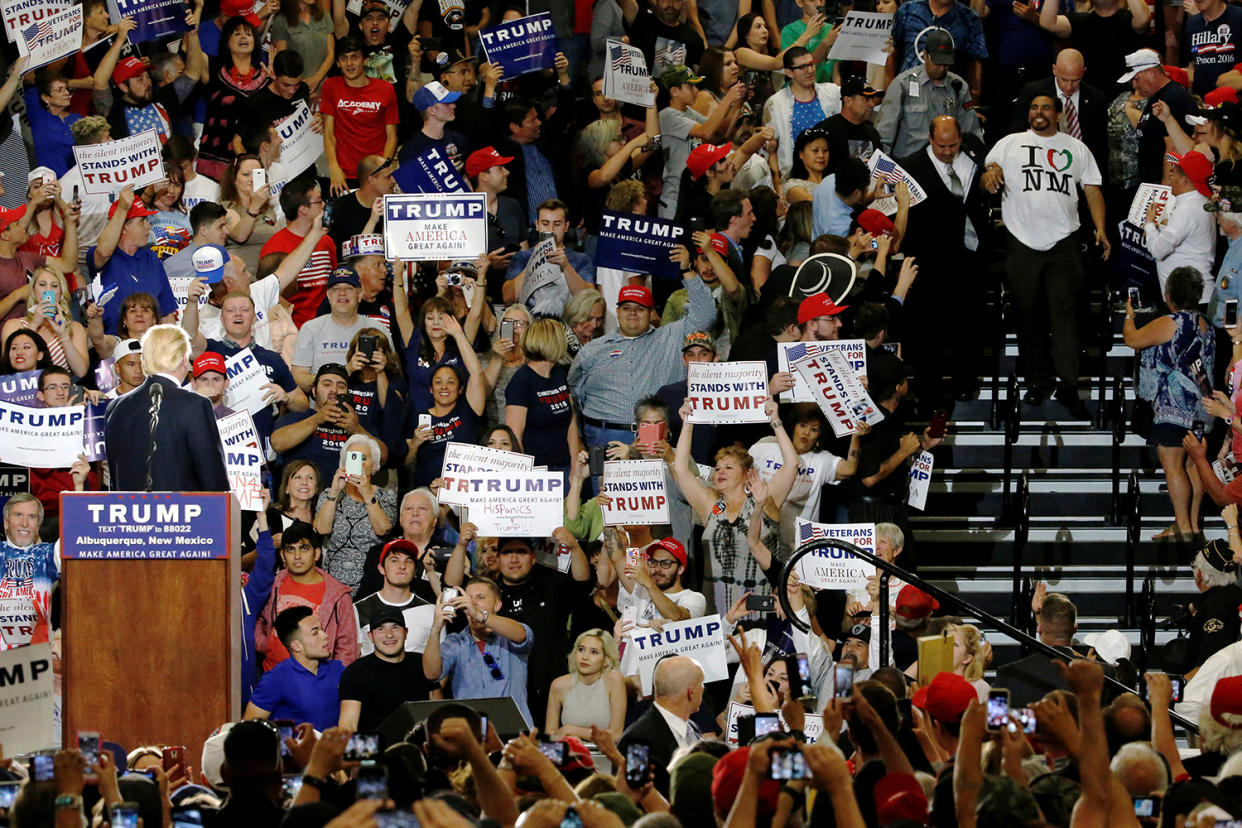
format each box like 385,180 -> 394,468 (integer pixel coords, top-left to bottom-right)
59,492 -> 241,764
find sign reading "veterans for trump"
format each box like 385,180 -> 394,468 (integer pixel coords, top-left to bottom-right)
793,518 -> 875,590
72,129 -> 164,195
777,340 -> 867,403
383,193 -> 487,261
16,4 -> 82,72
479,12 -> 556,77
602,39 -> 654,107
619,614 -> 728,695
685,361 -> 769,424
593,210 -> 687,279
61,492 -> 231,559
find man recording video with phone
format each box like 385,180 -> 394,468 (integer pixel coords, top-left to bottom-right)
272,363 -> 389,482
609,534 -> 705,626
292,265 -> 393,392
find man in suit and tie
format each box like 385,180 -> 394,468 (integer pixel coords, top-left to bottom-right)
617,655 -> 704,796
1011,50 -> 1107,170
898,116 -> 992,410
105,324 -> 229,492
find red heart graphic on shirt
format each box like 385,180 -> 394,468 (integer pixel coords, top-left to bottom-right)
1047,148 -> 1073,172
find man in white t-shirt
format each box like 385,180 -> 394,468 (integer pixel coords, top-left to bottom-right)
614,536 -> 706,625
983,94 -> 1109,420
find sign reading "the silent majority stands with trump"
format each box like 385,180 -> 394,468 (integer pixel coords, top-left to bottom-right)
601,459 -> 668,525
383,193 -> 487,261
685,361 -> 769,424
72,129 -> 164,195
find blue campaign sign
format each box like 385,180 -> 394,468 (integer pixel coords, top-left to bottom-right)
82,402 -> 108,463
393,147 -> 467,194
0,369 -> 41,406
0,463 -> 29,513
593,210 -> 687,279
479,12 -> 556,78
107,0 -> 190,44
61,492 -> 231,559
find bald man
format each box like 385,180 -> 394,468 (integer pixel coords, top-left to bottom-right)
617,655 -> 706,795
1011,49 -> 1107,166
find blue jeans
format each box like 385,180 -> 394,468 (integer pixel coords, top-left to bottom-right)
583,422 -> 633,450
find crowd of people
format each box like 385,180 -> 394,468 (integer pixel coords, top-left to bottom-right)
8,0 -> 1242,824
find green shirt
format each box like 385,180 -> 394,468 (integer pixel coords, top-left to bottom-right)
781,20 -> 836,84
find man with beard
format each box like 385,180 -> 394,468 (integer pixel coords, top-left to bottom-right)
353,538 -> 440,655
492,532 -> 593,729
93,55 -> 172,141
983,94 -> 1108,418
612,537 -> 705,624
338,607 -> 440,731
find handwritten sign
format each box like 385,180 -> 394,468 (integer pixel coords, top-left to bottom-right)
601,460 -> 668,526
619,614 -> 728,695
218,410 -> 265,512
72,129 -> 164,196
439,442 -> 535,507
442,470 -> 564,537
793,519 -> 876,590
383,192 -> 487,261
685,361 -> 768,424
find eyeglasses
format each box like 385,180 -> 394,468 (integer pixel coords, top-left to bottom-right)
482,651 -> 504,680
647,557 -> 679,570
790,62 -> 816,71
306,199 -> 324,206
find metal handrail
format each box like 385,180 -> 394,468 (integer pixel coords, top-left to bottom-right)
1094,288 -> 1112,430
1125,470 -> 1141,626
777,537 -> 1200,734
1110,374 -> 1126,525
1002,374 -> 1020,520
1011,472 -> 1030,633
1139,576 -> 1156,678
989,294 -> 1008,431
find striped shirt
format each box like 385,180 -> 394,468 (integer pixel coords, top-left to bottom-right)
260,228 -> 338,328
568,276 -> 717,422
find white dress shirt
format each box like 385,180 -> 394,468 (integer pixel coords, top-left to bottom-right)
1144,189 -> 1217,302
654,702 -> 696,749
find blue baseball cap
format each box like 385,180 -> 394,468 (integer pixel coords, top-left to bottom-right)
191,244 -> 230,284
412,81 -> 461,112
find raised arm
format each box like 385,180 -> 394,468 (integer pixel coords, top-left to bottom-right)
671,401 -> 718,519
764,399 -> 801,509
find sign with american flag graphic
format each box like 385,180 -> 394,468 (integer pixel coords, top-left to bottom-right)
0,0 -> 72,44
793,518 -> 876,590
788,348 -> 883,438
15,4 -> 80,71
866,150 -> 927,215
603,39 -> 654,108
776,339 -> 867,403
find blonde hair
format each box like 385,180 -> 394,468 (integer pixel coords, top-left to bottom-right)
568,629 -> 620,676
951,623 -> 985,682
578,119 -> 623,168
25,265 -> 73,325
139,324 -> 191,375
522,318 -> 567,363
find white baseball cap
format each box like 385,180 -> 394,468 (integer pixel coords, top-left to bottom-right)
1117,49 -> 1162,83
1082,629 -> 1131,665
192,244 -> 230,284
27,166 -> 55,184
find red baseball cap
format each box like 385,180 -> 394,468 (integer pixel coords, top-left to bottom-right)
698,232 -> 730,257
1206,87 -> 1239,108
650,537 -> 687,568
379,538 -> 420,565
0,204 -> 27,233
108,199 -> 159,222
797,292 -> 848,324
221,0 -> 262,25
1164,65 -> 1190,89
686,143 -> 732,180
192,351 -> 226,378
874,772 -> 929,825
912,672 -> 976,725
1211,675 -> 1242,728
465,146 -> 514,179
1171,151 -> 1214,197
617,285 -> 654,308
857,208 -> 896,237
895,585 -> 939,619
112,56 -> 149,86
712,747 -> 780,817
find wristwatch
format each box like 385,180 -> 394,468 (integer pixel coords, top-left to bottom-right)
479,610 -> 490,625
55,795 -> 83,811
300,773 -> 330,791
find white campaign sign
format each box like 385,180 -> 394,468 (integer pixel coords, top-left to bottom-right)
826,12 -> 894,65
384,192 -> 488,261
218,410 -> 265,512
685,361 -> 769,424
602,39 -> 654,107
439,442 -> 535,507
777,340 -> 867,403
619,614 -> 728,695
907,450 -> 934,511
0,400 -> 84,467
0,643 -> 54,754
16,4 -> 82,71
601,459 -> 669,526
1128,183 -> 1173,226
447,470 -> 565,537
168,275 -> 210,315
790,350 -> 883,437
794,518 -> 876,590
274,101 -> 323,182
724,702 -> 825,746
1,0 -> 72,43
71,129 -> 164,196
223,347 -> 271,417
866,150 -> 927,216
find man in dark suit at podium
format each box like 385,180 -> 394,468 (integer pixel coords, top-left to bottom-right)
898,116 -> 992,410
105,324 -> 229,492
618,655 -> 705,796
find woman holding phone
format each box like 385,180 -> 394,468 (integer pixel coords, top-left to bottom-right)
1,265 -> 89,377
314,434 -> 395,594
483,304 -> 533,427
344,327 -> 408,465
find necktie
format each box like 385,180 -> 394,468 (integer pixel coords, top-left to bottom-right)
947,163 -> 964,199
1064,96 -> 1082,139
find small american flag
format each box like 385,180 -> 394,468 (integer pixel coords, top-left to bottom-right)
785,342 -> 810,363
798,521 -> 832,545
873,154 -> 903,185
24,19 -> 54,44
611,43 -> 631,67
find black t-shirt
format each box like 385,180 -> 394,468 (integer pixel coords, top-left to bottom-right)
846,406 -> 908,504
815,113 -> 882,175
504,364 -> 573,467
1066,9 -> 1140,93
1138,80 -> 1196,184
329,191 -> 381,244
1190,582 -> 1242,665
338,653 -> 439,731
626,10 -> 704,76
241,82 -> 312,135
419,0 -> 487,55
